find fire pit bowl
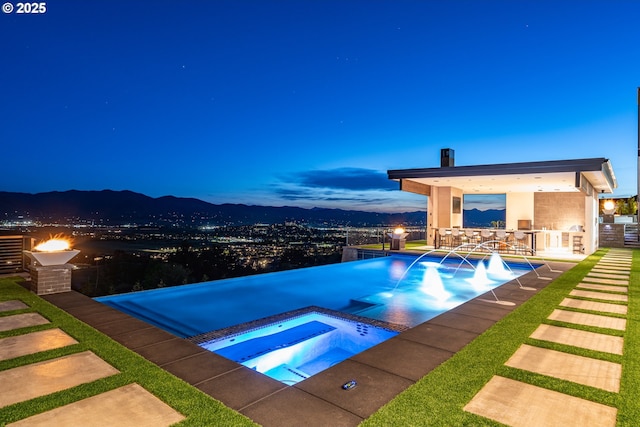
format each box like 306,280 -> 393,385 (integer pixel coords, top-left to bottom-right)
24,249 -> 80,266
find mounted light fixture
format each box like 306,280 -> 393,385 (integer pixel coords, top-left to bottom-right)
603,200 -> 616,215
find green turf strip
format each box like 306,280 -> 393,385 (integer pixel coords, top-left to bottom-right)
618,249 -> 640,425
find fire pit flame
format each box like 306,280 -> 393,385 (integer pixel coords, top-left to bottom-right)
34,238 -> 72,252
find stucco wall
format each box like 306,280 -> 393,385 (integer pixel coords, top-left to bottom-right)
436,186 -> 463,228
505,193 -> 534,229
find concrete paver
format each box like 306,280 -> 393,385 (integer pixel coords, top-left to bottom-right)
569,289 -> 628,302
0,351 -> 120,408
590,270 -> 630,277
464,376 -> 617,427
587,272 -> 629,279
581,277 -> 630,286
0,300 -> 29,312
596,265 -> 631,270
0,328 -> 78,362
240,385 -> 363,427
196,366 -> 285,411
7,383 -> 185,427
0,312 -> 50,332
577,283 -> 627,293
295,359 -> 414,419
548,309 -> 626,330
505,344 -> 621,392
351,336 -> 454,381
530,324 -> 623,355
559,298 -> 627,315
601,252 -> 632,257
591,267 -> 630,273
597,261 -> 631,267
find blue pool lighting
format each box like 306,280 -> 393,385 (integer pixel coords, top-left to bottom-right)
97,253 -> 539,384
196,310 -> 399,385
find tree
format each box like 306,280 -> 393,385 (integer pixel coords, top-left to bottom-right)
616,197 -> 638,215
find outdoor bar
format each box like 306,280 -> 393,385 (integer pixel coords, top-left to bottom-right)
388,149 -> 617,257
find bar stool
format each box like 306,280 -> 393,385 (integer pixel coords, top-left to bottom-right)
465,229 -> 479,246
450,228 -> 462,247
494,230 -> 508,252
480,229 -> 493,250
438,228 -> 451,249
513,231 -> 527,254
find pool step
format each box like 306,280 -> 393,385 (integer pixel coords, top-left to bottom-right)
264,364 -> 310,385
297,347 -> 355,375
215,321 -> 336,363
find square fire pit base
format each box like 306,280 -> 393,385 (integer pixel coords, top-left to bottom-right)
30,264 -> 73,295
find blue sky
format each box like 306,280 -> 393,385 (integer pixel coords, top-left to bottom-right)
1,0 -> 638,213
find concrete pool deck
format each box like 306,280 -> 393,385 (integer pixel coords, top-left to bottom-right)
32,258 -> 574,426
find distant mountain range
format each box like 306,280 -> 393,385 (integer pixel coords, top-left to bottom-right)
0,190 -> 427,227
463,208 -> 506,227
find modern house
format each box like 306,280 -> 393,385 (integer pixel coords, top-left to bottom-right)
388,149 -> 617,256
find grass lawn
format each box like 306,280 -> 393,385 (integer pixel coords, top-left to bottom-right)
0,278 -> 257,427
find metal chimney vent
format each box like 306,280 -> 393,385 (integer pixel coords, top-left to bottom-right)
441,148 -> 455,167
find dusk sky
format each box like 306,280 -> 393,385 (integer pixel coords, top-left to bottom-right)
2,1 -> 638,213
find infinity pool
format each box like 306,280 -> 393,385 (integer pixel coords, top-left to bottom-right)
96,253 -> 536,337
97,253 -> 538,385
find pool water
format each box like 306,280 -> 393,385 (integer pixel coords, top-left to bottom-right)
97,253 -> 536,337
197,310 -> 399,385
97,253 -> 538,385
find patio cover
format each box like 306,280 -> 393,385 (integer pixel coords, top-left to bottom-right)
388,158 -> 617,196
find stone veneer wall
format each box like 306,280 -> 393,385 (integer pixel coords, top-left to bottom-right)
599,223 -> 626,248
534,192 -> 585,230
30,264 -> 73,295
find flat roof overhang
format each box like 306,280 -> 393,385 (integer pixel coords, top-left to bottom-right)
388,158 -> 617,195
